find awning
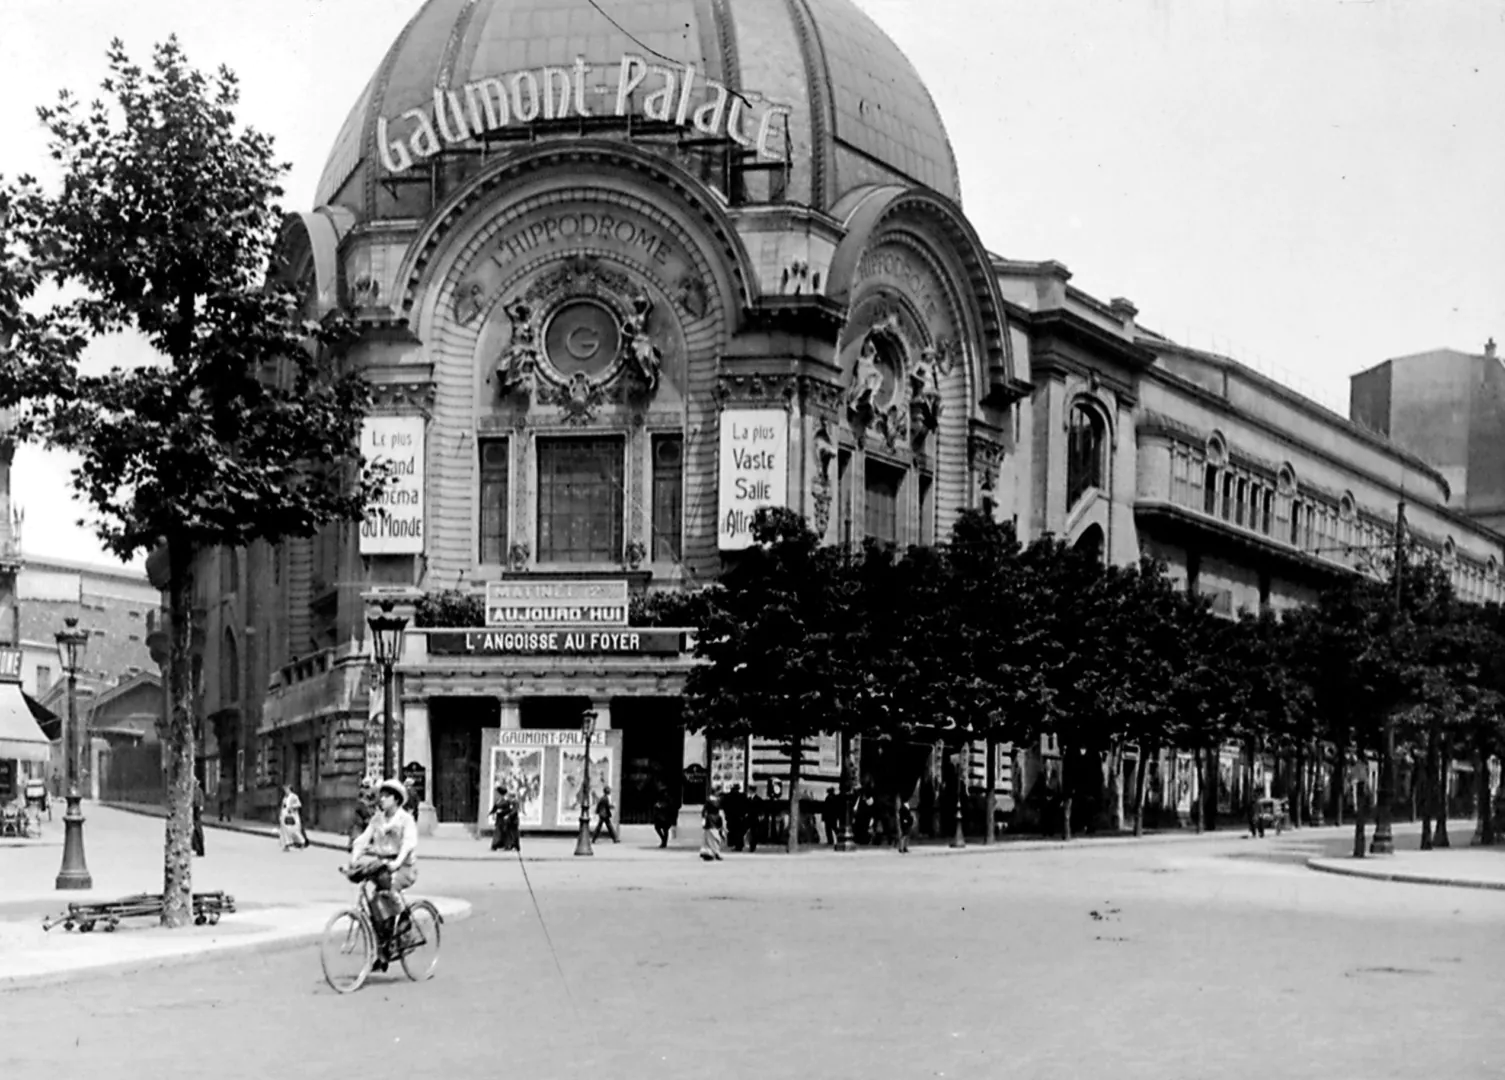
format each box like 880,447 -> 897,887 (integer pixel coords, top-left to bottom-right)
0,682 -> 53,762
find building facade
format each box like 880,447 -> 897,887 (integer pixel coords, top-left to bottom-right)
173,0 -> 1499,836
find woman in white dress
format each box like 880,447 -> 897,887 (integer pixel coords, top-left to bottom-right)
278,785 -> 307,850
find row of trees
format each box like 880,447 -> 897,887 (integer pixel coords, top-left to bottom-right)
659,508 -> 1505,854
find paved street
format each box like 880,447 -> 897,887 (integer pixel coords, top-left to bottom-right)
2,813 -> 1501,1080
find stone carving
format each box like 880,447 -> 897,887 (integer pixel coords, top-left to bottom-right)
970,435 -> 1006,497
624,539 -> 647,569
674,274 -> 708,319
495,298 -> 540,399
508,541 -> 530,571
908,351 -> 943,434
537,371 -> 606,425
812,488 -> 833,538
846,334 -> 885,424
454,281 -> 485,326
621,293 -> 663,394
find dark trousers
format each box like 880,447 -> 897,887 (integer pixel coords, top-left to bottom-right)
592,817 -> 619,843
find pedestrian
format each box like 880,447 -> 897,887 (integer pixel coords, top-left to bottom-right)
191,777 -> 206,857
651,785 -> 677,849
217,780 -> 233,823
699,795 -> 725,861
897,799 -> 914,854
491,783 -> 521,852
1248,798 -> 1266,839
592,784 -> 620,843
349,778 -> 376,851
822,787 -> 841,845
279,785 -> 307,851
723,784 -> 746,851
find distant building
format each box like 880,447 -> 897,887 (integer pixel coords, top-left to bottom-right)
1350,339 -> 1505,532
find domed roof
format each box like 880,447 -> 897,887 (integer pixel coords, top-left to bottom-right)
314,0 -> 959,219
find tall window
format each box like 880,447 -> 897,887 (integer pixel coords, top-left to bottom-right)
1066,405 -> 1106,508
838,450 -> 854,548
1203,464 -> 1220,516
864,460 -> 903,546
221,629 -> 240,704
651,434 -> 683,562
220,547 -> 238,596
918,473 -> 935,547
536,436 -> 624,563
479,438 -> 510,564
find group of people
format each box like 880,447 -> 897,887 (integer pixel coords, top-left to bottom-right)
698,784 -> 917,859
487,781 -> 623,850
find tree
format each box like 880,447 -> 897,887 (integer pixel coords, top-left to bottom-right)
683,508 -> 857,852
0,39 -> 382,926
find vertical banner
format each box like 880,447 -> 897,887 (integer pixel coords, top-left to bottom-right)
718,409 -> 789,551
359,414 -> 426,555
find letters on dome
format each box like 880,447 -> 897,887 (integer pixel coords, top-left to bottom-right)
377,53 -> 793,177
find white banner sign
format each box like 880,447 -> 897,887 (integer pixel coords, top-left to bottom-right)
718,409 -> 789,551
360,415 -> 426,555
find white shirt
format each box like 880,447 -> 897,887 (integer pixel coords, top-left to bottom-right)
352,806 -> 419,871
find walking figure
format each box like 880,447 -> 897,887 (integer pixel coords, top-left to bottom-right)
592,785 -> 620,843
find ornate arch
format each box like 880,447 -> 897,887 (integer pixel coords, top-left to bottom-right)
396,140 -> 759,330
825,185 -> 1017,403
274,209 -> 355,318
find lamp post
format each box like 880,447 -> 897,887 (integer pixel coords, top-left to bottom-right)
835,730 -> 856,852
54,616 -> 91,890
367,600 -> 408,780
574,709 -> 598,857
1370,501 -> 1407,856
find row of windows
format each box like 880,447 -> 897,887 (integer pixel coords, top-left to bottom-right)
1169,441 -> 1505,603
481,435 -> 683,564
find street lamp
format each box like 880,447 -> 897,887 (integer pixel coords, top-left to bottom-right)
367,600 -> 408,780
54,616 -> 91,890
574,709 -> 598,857
835,730 -> 857,852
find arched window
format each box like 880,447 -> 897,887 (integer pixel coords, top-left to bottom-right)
1066,404 -> 1107,508
1074,524 -> 1105,565
221,629 -> 240,704
1203,434 -> 1228,516
220,547 -> 239,596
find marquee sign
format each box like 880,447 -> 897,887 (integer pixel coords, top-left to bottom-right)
484,580 -> 629,627
426,628 -> 683,657
0,647 -> 20,684
378,52 -> 792,177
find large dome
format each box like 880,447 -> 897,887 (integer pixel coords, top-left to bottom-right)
314,0 -> 960,218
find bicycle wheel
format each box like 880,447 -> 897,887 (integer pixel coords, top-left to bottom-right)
397,901 -> 442,982
320,909 -> 375,993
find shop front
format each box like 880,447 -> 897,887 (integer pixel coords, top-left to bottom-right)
0,646 -> 52,803
392,582 -> 696,836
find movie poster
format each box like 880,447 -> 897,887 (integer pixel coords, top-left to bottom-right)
557,745 -> 615,824
491,746 -> 545,827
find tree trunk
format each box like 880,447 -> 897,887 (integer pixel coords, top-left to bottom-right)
984,732 -> 997,845
952,740 -> 968,848
1308,739 -> 1324,826
162,539 -> 197,928
786,739 -> 802,854
1292,743 -> 1305,828
1191,748 -> 1203,834
1434,752 -> 1451,848
1473,742 -> 1495,847
1131,742 -> 1153,837
1059,744 -> 1072,843
1107,741 -> 1125,833
1420,721 -> 1436,849
1351,777 -> 1367,858
1329,741 -> 1343,828
1203,746 -> 1219,832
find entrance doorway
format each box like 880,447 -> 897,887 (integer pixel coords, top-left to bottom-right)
612,697 -> 684,824
519,696 -> 593,730
430,699 -> 496,825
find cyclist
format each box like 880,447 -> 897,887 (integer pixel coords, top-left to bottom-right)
349,778 -> 419,969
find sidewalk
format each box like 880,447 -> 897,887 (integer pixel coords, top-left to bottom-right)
102,799 -> 1325,861
1308,845 -> 1505,892
0,804 -> 471,990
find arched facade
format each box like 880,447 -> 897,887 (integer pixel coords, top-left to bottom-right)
225,0 -> 1024,834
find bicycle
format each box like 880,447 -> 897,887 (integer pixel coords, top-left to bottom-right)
320,865 -> 443,993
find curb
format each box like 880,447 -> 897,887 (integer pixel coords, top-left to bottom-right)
1305,857 -> 1505,892
0,896 -> 474,992
102,801 -> 1375,862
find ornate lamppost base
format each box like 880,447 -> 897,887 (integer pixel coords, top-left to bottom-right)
835,829 -> 857,853
574,820 -> 594,857
55,796 -> 93,891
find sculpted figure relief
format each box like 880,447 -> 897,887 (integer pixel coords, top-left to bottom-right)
846,333 -> 885,422
495,298 -> 540,398
621,292 -> 663,394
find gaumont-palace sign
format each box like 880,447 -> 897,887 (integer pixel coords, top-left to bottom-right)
377,53 -> 792,175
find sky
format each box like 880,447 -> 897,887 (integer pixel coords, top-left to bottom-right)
2,0 -> 1502,571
